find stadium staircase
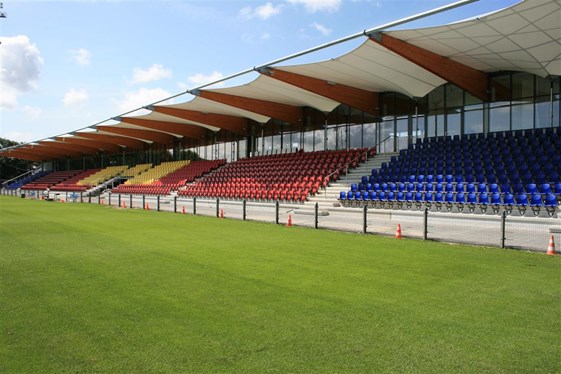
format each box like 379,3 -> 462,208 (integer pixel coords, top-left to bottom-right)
306,153 -> 398,210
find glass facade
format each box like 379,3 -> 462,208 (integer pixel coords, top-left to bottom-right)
49,72 -> 561,170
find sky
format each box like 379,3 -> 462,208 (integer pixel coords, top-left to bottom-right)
0,0 -> 518,145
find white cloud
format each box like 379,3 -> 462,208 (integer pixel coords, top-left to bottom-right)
131,64 -> 172,84
23,105 -> 42,119
239,2 -> 282,20
0,35 -> 44,110
262,33 -> 271,40
286,0 -> 341,13
115,87 -> 173,114
63,88 -> 89,106
3,131 -> 35,143
187,71 -> 225,87
312,22 -> 332,36
69,48 -> 92,66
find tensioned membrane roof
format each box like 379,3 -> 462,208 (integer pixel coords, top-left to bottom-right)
2,0 -> 560,162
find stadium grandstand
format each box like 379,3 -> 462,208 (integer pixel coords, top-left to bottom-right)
1,0 -> 560,219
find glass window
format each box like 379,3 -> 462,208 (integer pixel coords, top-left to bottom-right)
336,125 -> 347,150
446,110 -> 461,137
396,117 -> 408,150
489,106 -> 510,132
426,114 -> 436,139
512,102 -> 534,130
349,124 -> 363,149
428,85 -> 445,111
314,129 -> 325,151
379,119 -> 393,153
535,99 -> 552,129
465,109 -> 483,134
536,75 -> 551,97
446,84 -> 463,108
512,72 -> 534,99
363,122 -> 377,148
238,139 -> 246,160
303,130 -> 314,152
491,74 -> 511,102
326,126 -> 337,150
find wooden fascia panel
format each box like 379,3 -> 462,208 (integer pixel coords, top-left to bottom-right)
76,132 -> 147,149
152,106 -> 248,133
0,150 -> 46,161
265,68 -> 379,115
197,90 -> 301,125
119,117 -> 207,139
38,141 -> 97,155
96,126 -> 177,145
371,33 -> 489,102
56,137 -> 122,153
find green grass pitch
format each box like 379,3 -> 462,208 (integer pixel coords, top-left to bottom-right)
1,196 -> 560,373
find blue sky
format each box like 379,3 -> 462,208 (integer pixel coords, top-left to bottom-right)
0,0 -> 517,144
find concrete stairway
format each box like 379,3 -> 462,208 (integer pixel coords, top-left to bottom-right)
305,152 -> 398,209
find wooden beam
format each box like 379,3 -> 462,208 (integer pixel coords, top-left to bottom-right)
264,68 -> 380,115
76,132 -> 147,149
38,141 -> 98,155
96,126 -> 177,145
55,137 -> 122,153
0,150 -> 46,162
197,90 -> 302,125
152,106 -> 249,133
371,33 -> 489,102
119,117 -> 207,140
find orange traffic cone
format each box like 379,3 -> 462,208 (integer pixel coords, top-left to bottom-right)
101,199 -> 105,205
60,199 -> 65,203
121,202 -> 126,209
181,206 -> 186,214
395,224 -> 402,239
547,235 -> 556,255
145,203 -> 150,210
286,214 -> 292,227
219,208 -> 224,219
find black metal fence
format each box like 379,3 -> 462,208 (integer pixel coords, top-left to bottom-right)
3,188 -> 559,254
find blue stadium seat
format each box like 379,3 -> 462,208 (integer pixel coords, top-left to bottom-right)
545,193 -> 557,207
516,193 -> 528,206
491,192 -> 501,205
478,183 -> 487,194
478,192 -> 489,204
445,192 -> 455,203
530,193 -> 543,206
503,193 -> 515,205
339,191 -> 346,200
526,183 -> 537,194
539,183 -> 551,194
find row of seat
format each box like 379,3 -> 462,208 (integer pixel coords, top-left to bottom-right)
179,148 -> 372,201
351,181 -> 561,195
339,190 -> 558,216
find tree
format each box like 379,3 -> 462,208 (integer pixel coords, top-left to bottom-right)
0,138 -> 36,183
